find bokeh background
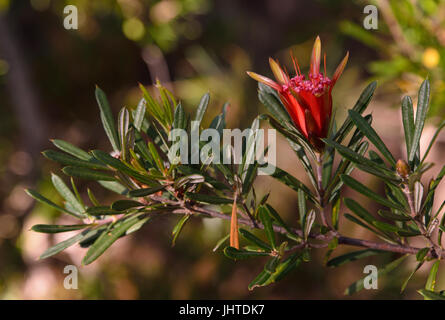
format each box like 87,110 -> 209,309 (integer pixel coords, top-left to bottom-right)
1,0 -> 445,299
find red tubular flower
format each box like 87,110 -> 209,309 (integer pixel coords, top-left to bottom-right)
247,36 -> 349,151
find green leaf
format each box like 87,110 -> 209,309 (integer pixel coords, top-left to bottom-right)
171,215 -> 190,247
258,206 -> 276,249
327,249 -> 383,267
239,228 -> 272,251
223,246 -> 270,260
269,252 -> 303,282
334,81 -> 377,143
111,200 -> 144,211
345,254 -> 408,295
401,261 -> 424,292
95,86 -> 120,152
51,139 -> 92,161
341,175 -> 405,211
173,103 -> 187,130
82,213 -> 146,265
302,209 -> 315,242
25,189 -> 79,217
269,166 -> 315,203
39,228 -> 104,259
425,260 -> 440,292
212,234 -> 230,252
91,150 -> 158,186
418,289 -> 445,300
377,209 -> 411,221
401,96 -> 415,161
348,110 -> 396,166
194,92 -> 210,125
86,206 -> 121,216
409,80 -> 430,164
185,192 -> 233,205
31,224 -> 91,233
324,139 -> 399,183
265,204 -> 294,237
416,247 -> 429,262
51,173 -> 86,218
133,98 -> 146,131
128,185 -> 166,197
344,198 -> 378,226
118,108 -> 130,159
148,142 -> 165,173
43,150 -> 108,170
248,252 -> 303,290
248,270 -> 272,291
99,181 -> 128,195
62,166 -> 115,181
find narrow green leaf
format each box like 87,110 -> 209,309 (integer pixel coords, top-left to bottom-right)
269,166 -> 315,203
239,228 -> 272,251
171,215 -> 190,247
302,209 -> 316,242
258,206 -> 276,249
409,79 -> 430,163
425,260 -> 440,292
185,192 -> 233,205
51,139 -> 92,161
31,224 -> 91,233
82,213 -> 146,265
401,261 -> 424,292
173,103 -> 186,130
418,289 -> 445,300
212,234 -> 230,252
25,189 -> 78,217
194,92 -> 210,124
401,96 -> 415,161
327,249 -> 383,268
51,173 -> 86,218
86,206 -> 121,216
39,227 -> 106,259
334,81 -> 377,143
95,86 -> 120,152
341,175 -> 405,211
223,246 -> 270,260
129,185 -> 166,197
91,150 -> 158,186
133,98 -> 146,131
348,110 -> 396,166
62,166 -> 115,181
111,200 -> 144,211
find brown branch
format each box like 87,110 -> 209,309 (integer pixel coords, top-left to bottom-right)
179,200 -> 445,258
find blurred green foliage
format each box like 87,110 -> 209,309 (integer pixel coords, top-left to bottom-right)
341,0 -> 445,120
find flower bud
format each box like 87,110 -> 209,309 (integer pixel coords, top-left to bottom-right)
396,159 -> 410,178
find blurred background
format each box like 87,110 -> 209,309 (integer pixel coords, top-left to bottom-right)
1,0 -> 445,299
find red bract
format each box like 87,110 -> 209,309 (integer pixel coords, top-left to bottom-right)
247,36 -> 349,151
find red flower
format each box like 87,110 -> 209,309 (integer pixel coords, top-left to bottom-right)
247,36 -> 348,151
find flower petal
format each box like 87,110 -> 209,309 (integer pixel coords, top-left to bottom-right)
269,58 -> 289,85
331,51 -> 349,86
310,36 -> 321,77
246,71 -> 281,91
